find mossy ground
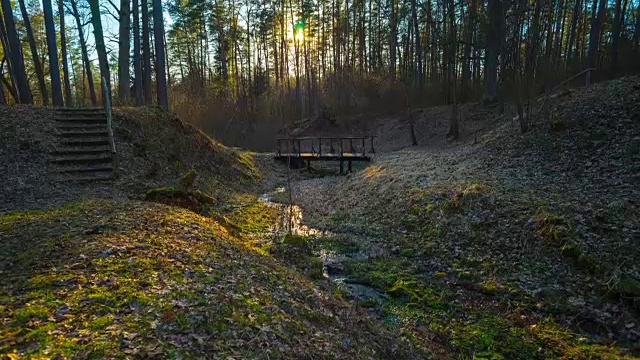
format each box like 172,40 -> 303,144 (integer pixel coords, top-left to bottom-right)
299,173 -> 639,359
0,200 -> 426,359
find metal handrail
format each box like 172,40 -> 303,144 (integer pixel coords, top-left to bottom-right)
102,77 -> 117,175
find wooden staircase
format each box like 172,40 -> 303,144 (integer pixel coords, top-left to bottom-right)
51,108 -> 116,182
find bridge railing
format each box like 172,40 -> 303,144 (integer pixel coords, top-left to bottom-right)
276,136 -> 376,158
102,76 -> 118,177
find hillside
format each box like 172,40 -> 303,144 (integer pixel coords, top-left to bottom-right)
0,107 -> 429,358
277,76 -> 640,358
0,106 -> 259,211
1,76 -> 639,359
0,200 -> 425,358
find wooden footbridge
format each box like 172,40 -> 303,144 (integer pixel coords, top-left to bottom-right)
274,136 -> 375,173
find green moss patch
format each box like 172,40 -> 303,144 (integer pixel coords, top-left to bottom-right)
145,187 -> 216,214
0,200 -> 425,359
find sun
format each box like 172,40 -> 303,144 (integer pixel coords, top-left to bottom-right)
295,28 -> 305,43
293,20 -> 305,44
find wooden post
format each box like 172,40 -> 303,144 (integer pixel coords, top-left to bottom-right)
362,138 -> 366,156
319,138 -> 322,157
348,161 -> 352,172
340,160 -> 344,174
297,139 -> 301,156
340,138 -> 344,156
370,137 -> 375,153
349,139 -> 353,153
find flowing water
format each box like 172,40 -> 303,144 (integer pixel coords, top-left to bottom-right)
259,186 -> 388,306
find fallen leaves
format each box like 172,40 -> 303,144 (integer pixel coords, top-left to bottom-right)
0,200 -> 426,359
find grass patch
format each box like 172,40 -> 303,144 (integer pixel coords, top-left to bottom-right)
1,200 -> 421,358
339,256 -> 635,359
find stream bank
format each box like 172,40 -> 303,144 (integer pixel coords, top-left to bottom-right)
259,186 -> 390,308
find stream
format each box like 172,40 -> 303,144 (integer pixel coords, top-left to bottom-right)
259,187 -> 389,307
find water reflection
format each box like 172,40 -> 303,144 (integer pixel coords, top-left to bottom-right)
259,187 -> 326,237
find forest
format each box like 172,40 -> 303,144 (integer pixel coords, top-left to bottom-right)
1,0 -> 640,359
1,0 -> 639,146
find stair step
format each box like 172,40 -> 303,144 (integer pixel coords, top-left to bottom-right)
51,147 -> 111,156
51,155 -> 113,165
56,174 -> 115,183
56,118 -> 106,124
59,139 -> 110,147
56,130 -> 109,138
56,124 -> 107,130
56,108 -> 103,112
56,110 -> 105,116
58,166 -> 114,174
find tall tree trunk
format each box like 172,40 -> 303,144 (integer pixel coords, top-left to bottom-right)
70,0 -> 97,106
389,0 -> 397,79
610,0 -> 623,77
462,0 -> 476,99
133,0 -> 143,105
552,0 -> 565,70
118,0 -> 131,104
153,0 -> 169,109
89,0 -> 111,96
522,0 -> 543,133
59,0 -> 72,106
565,0 -> 582,70
447,0 -> 458,139
43,0 -> 64,106
142,0 -> 153,104
1,0 -> 32,104
411,0 -> 422,87
18,0 -> 48,106
483,0 -> 501,102
587,0 -> 606,69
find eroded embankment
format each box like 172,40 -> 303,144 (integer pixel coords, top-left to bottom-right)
267,76 -> 640,359
0,199 -> 428,359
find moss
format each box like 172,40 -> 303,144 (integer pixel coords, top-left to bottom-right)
534,211 -> 570,244
551,113 -> 567,132
313,236 -> 360,254
479,278 -> 502,295
271,235 -> 323,279
14,304 -> 51,324
432,272 -> 447,280
281,234 -> 312,254
89,316 -> 113,331
388,278 -> 419,299
2,200 -> 424,358
177,169 -> 197,191
560,242 -> 581,260
617,275 -> 640,298
145,187 -> 215,214
576,253 -> 598,273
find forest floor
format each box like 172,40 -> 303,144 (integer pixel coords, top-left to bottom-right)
1,76 -> 639,359
0,107 -> 427,358
260,75 -> 640,359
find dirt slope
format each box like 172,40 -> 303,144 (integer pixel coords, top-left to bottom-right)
0,200 -> 426,358
0,106 -> 259,211
279,76 -> 640,358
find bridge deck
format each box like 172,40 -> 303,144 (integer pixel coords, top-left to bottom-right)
274,152 -> 371,161
274,136 -> 375,173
